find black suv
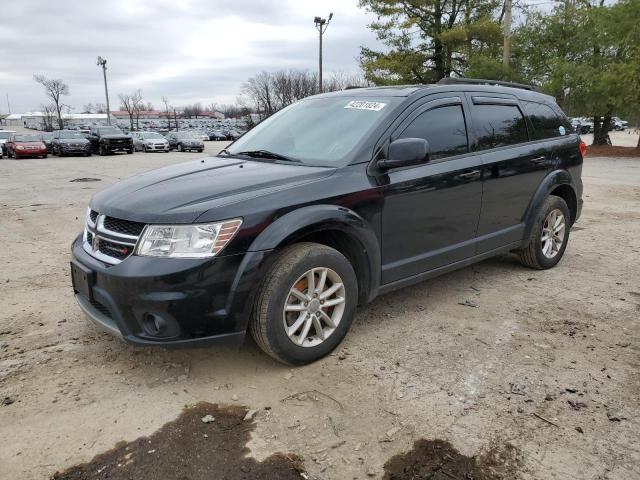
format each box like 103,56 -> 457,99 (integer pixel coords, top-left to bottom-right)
71,79 -> 584,365
89,126 -> 133,155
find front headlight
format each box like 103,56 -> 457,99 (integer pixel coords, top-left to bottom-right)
136,219 -> 242,258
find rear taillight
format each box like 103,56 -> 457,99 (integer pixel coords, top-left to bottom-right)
579,140 -> 587,158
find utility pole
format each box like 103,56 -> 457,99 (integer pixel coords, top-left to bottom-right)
503,0 -> 512,67
5,93 -> 10,114
96,56 -> 112,125
314,13 -> 333,93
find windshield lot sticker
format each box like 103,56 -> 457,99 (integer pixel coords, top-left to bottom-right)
344,101 -> 387,111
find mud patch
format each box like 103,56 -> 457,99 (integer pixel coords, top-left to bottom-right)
51,402 -> 304,480
383,439 -> 521,480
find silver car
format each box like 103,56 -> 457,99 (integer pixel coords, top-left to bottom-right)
132,132 -> 170,152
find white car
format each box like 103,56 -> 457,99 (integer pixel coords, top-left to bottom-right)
0,130 -> 17,158
131,131 -> 170,152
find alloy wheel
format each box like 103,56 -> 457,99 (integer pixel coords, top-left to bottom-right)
282,267 -> 346,347
541,209 -> 566,259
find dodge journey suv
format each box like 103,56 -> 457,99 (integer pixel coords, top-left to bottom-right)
71,78 -> 584,365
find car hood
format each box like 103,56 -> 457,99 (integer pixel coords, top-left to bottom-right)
15,141 -> 45,147
91,157 -> 335,224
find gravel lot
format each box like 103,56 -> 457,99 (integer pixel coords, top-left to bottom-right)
0,145 -> 638,480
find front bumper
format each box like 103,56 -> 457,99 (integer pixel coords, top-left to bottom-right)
61,144 -> 91,155
70,235 -> 263,347
14,148 -> 47,157
146,143 -> 170,151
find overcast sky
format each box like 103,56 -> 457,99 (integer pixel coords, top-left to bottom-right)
0,0 -> 383,113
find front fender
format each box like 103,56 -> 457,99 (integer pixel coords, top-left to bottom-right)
249,205 -> 381,299
225,205 -> 381,333
522,169 -> 577,240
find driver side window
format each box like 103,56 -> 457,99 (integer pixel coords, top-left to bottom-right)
398,105 -> 469,161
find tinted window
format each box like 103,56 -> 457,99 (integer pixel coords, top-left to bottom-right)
398,105 -> 468,160
523,102 -> 564,140
474,104 -> 528,150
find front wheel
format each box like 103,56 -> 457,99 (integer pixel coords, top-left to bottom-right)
99,145 -> 106,156
250,243 -> 358,365
517,196 -> 571,269
177,144 -> 183,152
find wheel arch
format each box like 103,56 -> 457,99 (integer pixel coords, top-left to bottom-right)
523,170 -> 578,240
248,205 -> 381,306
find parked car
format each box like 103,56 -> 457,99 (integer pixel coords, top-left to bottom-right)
52,130 -> 92,156
570,118 -> 591,134
39,132 -> 54,153
71,79 -> 584,365
612,117 -> 629,130
207,129 -> 227,141
194,131 -> 210,142
132,132 -> 170,152
165,132 -> 204,152
89,126 -> 133,155
6,133 -> 48,158
0,129 -> 16,157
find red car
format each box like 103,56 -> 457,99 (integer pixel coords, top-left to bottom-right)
6,133 -> 48,159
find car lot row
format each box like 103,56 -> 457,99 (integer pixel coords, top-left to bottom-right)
0,126 -> 214,158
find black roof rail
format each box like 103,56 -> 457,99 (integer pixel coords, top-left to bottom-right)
437,77 -> 540,92
344,85 -> 364,90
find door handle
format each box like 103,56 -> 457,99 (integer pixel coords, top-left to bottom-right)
456,169 -> 481,181
531,156 -> 547,164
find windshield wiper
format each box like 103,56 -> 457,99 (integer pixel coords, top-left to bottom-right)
234,150 -> 301,163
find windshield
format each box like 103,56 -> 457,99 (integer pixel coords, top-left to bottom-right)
0,132 -> 14,140
144,132 -> 164,139
60,131 -> 85,139
98,127 -> 123,135
40,133 -> 53,140
226,96 -> 399,165
15,134 -> 41,142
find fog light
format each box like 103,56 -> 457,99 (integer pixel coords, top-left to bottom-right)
143,313 -> 166,336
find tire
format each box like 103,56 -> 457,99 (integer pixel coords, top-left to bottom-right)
177,144 -> 183,152
127,148 -> 133,154
517,196 -> 571,269
99,145 -> 106,156
197,149 -> 203,153
43,154 -> 48,159
250,242 -> 358,365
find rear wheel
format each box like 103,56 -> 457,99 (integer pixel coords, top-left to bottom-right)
99,145 -> 106,156
250,243 -> 357,365
517,196 -> 571,269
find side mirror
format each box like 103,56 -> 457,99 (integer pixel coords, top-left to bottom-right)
378,138 -> 430,170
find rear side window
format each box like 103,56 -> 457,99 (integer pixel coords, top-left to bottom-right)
523,102 -> 565,139
473,104 -> 528,150
398,105 -> 468,160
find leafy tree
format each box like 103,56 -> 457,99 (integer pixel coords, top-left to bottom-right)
513,0 -> 640,145
358,0 -> 505,84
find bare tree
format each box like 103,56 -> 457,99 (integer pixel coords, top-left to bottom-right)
82,103 -> 95,114
119,90 -> 143,130
40,104 -> 56,131
33,74 -> 69,130
161,96 -> 174,130
94,103 -> 108,114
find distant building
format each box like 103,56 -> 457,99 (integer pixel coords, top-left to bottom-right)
3,112 -> 111,128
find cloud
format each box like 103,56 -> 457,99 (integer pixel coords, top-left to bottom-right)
0,0 -> 380,112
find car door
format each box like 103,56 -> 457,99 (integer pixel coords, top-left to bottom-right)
378,97 -> 483,285
467,95 -> 552,252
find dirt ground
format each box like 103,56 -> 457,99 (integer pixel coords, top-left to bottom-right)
0,146 -> 639,480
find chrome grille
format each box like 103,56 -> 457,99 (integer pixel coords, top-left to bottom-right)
83,209 -> 144,265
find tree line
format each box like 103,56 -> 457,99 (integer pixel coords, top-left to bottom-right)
357,0 -> 640,146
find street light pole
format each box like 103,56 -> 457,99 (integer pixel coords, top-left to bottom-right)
97,56 -> 111,125
314,13 -> 333,93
